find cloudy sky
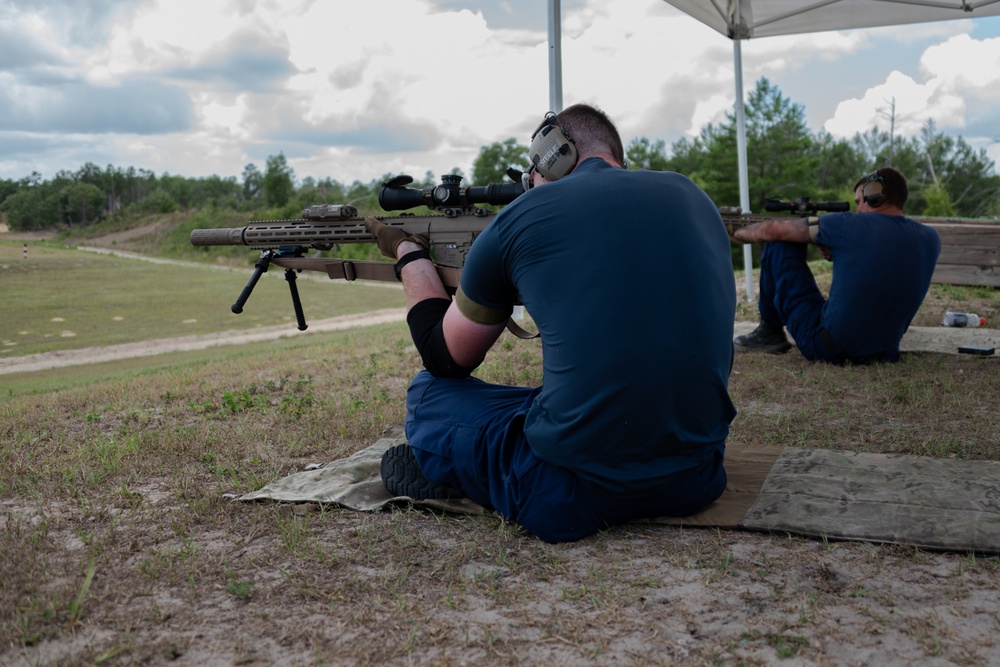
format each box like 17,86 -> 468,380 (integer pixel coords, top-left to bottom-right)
1,0 -> 999,187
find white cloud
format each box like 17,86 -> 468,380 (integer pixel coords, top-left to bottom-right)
824,70 -> 964,137
823,30 -> 1000,140
1,0 -> 999,185
921,33 -> 1000,94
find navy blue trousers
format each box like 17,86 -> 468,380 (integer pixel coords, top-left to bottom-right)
758,241 -> 841,363
404,371 -> 727,543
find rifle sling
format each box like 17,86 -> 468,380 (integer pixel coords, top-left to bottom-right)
504,318 -> 538,340
270,257 -> 537,340
271,257 -> 461,290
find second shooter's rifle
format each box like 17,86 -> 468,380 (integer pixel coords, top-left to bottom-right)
190,173 -> 849,331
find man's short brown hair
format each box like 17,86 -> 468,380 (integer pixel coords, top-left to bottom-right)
556,104 -> 626,166
855,167 -> 909,209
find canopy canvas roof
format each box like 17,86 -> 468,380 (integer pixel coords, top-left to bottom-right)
662,0 -> 1000,39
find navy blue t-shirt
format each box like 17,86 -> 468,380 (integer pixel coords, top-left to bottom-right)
815,212 -> 941,359
456,158 -> 737,496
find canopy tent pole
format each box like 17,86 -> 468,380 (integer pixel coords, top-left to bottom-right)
548,0 -> 563,112
514,0 -> 564,325
733,36 -> 755,303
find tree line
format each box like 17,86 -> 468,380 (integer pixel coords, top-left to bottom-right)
2,78 -> 997,232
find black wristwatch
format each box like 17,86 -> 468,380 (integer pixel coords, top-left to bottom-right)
394,249 -> 431,281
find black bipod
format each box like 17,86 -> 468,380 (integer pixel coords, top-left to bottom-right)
231,248 -> 308,331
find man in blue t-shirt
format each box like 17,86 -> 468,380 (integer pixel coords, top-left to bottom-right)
732,167 -> 941,363
365,104 -> 736,542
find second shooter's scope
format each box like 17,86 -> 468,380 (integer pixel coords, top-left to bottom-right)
765,196 -> 850,214
379,173 -> 525,213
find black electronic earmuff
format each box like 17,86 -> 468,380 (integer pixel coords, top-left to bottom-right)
527,112 -> 578,181
861,170 -> 887,207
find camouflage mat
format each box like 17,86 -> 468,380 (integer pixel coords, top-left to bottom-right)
737,448 -> 1000,553
239,425 -> 492,516
240,426 -> 1000,554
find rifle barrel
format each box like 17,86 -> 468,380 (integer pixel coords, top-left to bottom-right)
189,212 -> 495,251
189,219 -> 376,248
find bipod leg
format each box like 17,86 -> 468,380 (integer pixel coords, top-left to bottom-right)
232,250 -> 274,314
284,268 -> 307,331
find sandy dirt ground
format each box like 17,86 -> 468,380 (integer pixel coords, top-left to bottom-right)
3,312 -> 997,376
0,308 -> 408,374
4,227 -> 999,666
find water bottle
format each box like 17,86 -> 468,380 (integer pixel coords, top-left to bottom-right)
942,311 -> 985,327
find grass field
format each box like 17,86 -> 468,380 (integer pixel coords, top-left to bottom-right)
1,239 -> 404,357
1,231 -> 999,665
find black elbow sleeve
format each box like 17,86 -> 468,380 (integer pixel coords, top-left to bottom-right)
407,298 -> 476,379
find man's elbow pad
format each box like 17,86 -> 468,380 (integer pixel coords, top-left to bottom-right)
407,298 -> 476,379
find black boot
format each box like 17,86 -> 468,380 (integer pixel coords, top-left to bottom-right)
734,321 -> 792,354
380,443 -> 466,500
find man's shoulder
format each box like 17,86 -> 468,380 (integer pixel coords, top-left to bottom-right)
904,215 -> 943,245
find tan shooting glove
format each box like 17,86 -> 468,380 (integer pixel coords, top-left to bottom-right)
723,221 -> 742,245
364,217 -> 430,259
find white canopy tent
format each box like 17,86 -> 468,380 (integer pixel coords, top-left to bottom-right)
544,0 -> 1000,300
663,1 -> 1000,299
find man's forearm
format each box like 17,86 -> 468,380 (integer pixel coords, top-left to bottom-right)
734,217 -> 814,244
396,240 -> 450,309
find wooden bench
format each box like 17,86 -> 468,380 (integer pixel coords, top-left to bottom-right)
918,217 -> 1000,287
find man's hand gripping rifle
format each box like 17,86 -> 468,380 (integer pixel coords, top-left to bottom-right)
189,173 -> 525,331
719,196 -> 850,245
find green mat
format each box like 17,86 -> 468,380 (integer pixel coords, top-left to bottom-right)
240,425 -> 1000,554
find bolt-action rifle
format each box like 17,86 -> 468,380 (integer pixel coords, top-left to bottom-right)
190,174 -> 849,331
189,172 -> 526,332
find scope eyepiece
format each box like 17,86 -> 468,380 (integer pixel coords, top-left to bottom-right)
378,174 -> 526,212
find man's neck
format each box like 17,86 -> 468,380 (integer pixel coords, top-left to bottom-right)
577,153 -> 624,169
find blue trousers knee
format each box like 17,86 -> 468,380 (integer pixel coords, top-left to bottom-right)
404,371 -> 727,543
758,242 -> 840,362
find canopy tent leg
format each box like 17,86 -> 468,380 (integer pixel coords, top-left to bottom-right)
734,35 -> 755,303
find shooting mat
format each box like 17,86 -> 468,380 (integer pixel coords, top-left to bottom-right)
240,424 -> 1000,554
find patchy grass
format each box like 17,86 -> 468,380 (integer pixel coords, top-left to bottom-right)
0,240 -> 404,358
1,320 -> 999,666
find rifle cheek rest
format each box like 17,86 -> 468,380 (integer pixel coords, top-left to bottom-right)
407,298 -> 476,379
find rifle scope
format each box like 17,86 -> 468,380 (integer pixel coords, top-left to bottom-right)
765,197 -> 850,214
379,174 -> 525,212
